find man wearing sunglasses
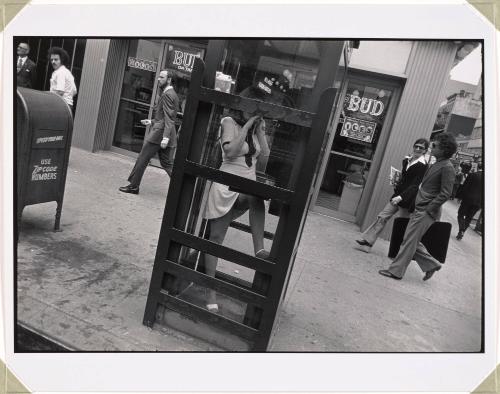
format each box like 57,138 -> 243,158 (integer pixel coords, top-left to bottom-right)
379,133 -> 457,281
356,138 -> 429,250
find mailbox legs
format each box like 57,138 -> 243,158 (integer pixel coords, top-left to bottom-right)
54,201 -> 62,231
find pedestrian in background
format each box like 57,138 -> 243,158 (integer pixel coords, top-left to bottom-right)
16,42 -> 37,88
48,47 -> 77,111
379,133 -> 457,281
119,70 -> 179,195
474,210 -> 483,235
456,163 -> 483,240
356,138 -> 429,251
455,161 -> 472,199
450,167 -> 464,200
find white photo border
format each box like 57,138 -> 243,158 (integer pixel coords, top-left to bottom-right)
2,2 -> 497,392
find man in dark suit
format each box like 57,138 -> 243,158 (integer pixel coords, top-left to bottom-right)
456,163 -> 483,240
16,42 -> 37,88
119,70 -> 180,194
379,133 -> 457,281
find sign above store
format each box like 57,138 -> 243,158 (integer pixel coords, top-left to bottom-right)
345,94 -> 385,117
127,57 -> 158,73
340,116 -> 377,143
165,45 -> 203,75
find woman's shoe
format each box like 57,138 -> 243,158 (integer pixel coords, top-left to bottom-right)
206,303 -> 219,313
256,249 -> 270,259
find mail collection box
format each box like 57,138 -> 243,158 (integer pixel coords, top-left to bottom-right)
17,87 -> 74,232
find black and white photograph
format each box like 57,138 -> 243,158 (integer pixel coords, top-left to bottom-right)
2,2 -> 497,393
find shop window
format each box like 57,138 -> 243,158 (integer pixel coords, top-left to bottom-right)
198,40 -> 335,194
317,78 -> 395,216
113,39 -> 162,153
162,42 -> 205,113
332,83 -> 393,159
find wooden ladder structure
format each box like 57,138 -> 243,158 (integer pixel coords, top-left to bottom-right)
143,58 -> 337,351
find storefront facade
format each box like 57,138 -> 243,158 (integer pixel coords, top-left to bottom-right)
72,39 -> 462,236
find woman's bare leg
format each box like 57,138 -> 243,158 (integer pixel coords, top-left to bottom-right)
248,196 -> 266,255
205,211 -> 233,306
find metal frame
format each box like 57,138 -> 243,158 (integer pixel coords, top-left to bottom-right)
143,56 -> 340,351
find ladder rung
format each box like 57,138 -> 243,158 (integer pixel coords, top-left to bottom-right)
169,228 -> 276,275
158,290 -> 259,341
184,160 -> 293,203
165,260 -> 268,306
198,87 -> 314,128
229,221 -> 274,240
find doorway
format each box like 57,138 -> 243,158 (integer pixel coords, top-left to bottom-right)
313,73 -> 402,221
112,39 -> 206,154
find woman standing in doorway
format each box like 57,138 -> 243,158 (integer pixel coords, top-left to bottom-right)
355,138 -> 429,251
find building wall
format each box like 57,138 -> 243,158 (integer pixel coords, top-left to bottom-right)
451,95 -> 481,118
94,40 -> 129,151
349,41 -> 413,76
358,41 -> 458,236
72,39 -> 110,151
447,114 -> 477,138
442,78 -> 477,100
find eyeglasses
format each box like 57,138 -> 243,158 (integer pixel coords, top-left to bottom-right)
17,46 -> 28,50
413,145 -> 426,150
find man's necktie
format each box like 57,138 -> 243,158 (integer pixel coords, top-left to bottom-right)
17,57 -> 23,73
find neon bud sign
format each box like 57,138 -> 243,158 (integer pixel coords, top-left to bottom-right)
346,94 -> 385,117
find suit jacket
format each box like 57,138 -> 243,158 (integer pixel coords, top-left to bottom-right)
392,157 -> 428,208
459,170 -> 482,206
17,57 -> 37,88
145,87 -> 180,147
413,158 -> 455,219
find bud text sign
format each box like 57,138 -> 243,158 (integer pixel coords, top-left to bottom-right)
165,45 -> 203,75
127,57 -> 158,73
340,116 -> 377,143
345,94 -> 385,116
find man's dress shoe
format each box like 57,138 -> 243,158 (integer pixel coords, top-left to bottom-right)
378,269 -> 402,280
423,266 -> 441,281
119,185 -> 139,194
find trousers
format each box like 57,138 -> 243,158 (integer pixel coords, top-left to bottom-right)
457,202 -> 481,233
387,208 -> 441,278
362,201 -> 409,245
128,141 -> 175,187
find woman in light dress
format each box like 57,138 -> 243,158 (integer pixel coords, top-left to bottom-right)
203,90 -> 272,312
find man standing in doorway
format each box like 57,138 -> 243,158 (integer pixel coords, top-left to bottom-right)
16,42 -> 37,88
456,162 -> 483,240
379,133 -> 457,281
119,69 -> 180,194
48,47 -> 77,111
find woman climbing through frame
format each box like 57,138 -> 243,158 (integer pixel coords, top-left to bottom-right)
203,87 -> 274,313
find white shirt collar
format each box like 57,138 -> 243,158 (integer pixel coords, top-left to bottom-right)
163,85 -> 173,93
405,155 -> 427,169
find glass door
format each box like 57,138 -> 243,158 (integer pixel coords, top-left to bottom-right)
113,39 -> 163,153
160,41 -> 206,128
316,76 -> 397,218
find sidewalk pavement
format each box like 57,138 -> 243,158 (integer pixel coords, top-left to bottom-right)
17,147 -> 482,351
